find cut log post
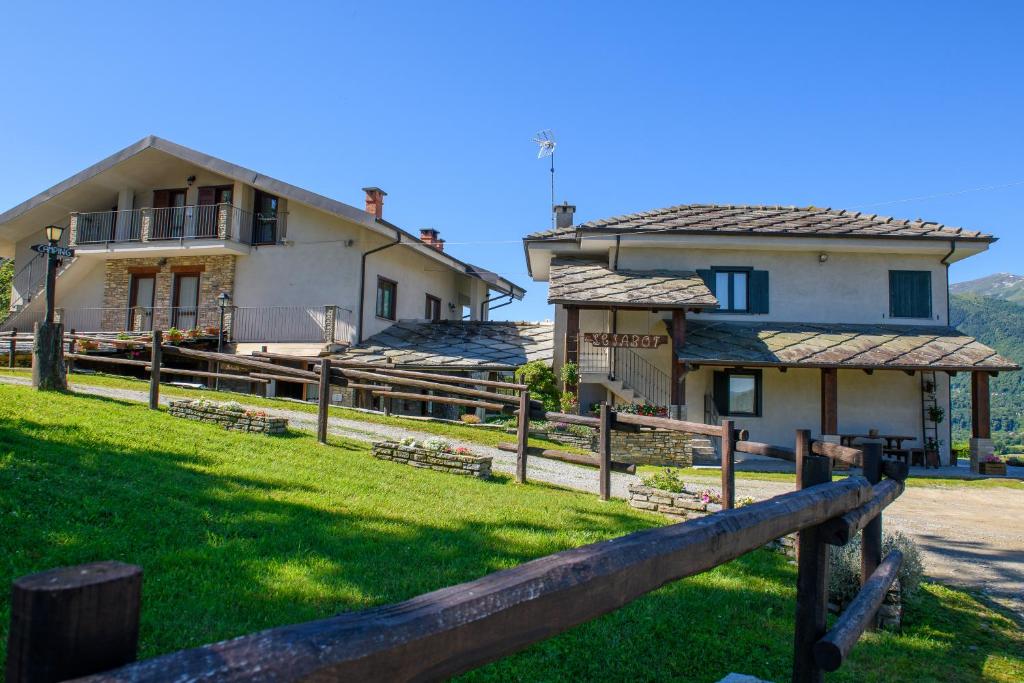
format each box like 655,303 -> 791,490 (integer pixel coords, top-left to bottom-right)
859,441 -> 883,629
821,479 -> 904,546
516,390 -> 529,484
32,322 -> 66,391
795,429 -> 812,492
721,418 -> 736,509
793,453 -> 832,683
317,358 -> 331,444
598,403 -> 613,501
149,330 -> 161,410
6,561 -> 142,683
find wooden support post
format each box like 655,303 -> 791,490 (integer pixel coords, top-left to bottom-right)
148,330 -> 161,410
793,454 -> 832,683
66,331 -> 76,376
6,561 -> 142,683
564,306 -> 580,395
516,390 -> 530,484
720,418 -> 736,510
795,429 -> 812,491
820,368 -> 838,436
598,403 -> 613,501
317,358 -> 331,444
970,371 -> 991,440
860,441 -> 883,629
8,329 -> 15,368
670,310 -> 686,410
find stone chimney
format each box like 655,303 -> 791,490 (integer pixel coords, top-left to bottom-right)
554,202 -> 576,229
362,187 -> 387,219
419,228 -> 445,251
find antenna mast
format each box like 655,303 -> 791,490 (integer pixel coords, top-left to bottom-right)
532,130 -> 557,228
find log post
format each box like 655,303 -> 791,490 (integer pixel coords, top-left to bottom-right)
795,429 -> 812,491
9,329 -> 16,368
32,322 -> 66,391
6,561 -> 142,683
820,368 -> 838,436
720,418 -> 736,509
793,454 -> 832,683
516,390 -> 530,484
66,330 -> 76,376
317,358 -> 332,444
670,310 -> 686,417
598,403 -> 613,501
564,306 -> 580,395
860,441 -> 883,629
148,330 -> 161,410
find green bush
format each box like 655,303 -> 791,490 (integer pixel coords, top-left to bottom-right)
828,530 -> 925,608
641,468 -> 688,493
0,259 -> 12,315
515,361 -> 560,411
560,361 -> 579,387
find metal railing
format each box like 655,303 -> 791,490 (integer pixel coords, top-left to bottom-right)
578,338 -> 671,407
73,204 -> 261,246
51,306 -> 224,334
229,305 -> 353,343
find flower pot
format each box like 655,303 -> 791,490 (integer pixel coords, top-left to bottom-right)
925,449 -> 940,469
979,462 -> 1007,476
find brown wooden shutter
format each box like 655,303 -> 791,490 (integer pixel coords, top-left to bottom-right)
197,187 -> 216,205
152,189 -> 171,209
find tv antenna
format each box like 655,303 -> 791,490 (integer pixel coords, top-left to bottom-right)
532,129 -> 557,227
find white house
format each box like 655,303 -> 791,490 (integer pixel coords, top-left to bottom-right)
524,202 -> 1019,466
0,136 -> 524,359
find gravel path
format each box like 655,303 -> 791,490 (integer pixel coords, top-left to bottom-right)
5,375 -> 1022,618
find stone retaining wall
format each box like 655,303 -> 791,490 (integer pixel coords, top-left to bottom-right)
168,399 -> 287,434
373,441 -> 492,479
627,483 -> 722,520
612,430 -> 693,466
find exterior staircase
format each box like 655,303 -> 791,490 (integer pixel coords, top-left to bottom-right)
1,251 -> 80,332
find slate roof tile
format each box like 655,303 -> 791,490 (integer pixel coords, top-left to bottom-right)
548,258 -> 718,308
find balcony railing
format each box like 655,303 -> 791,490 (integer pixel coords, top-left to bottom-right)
72,204 -> 270,247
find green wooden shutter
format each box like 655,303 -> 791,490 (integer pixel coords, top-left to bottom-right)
713,371 -> 729,415
890,271 -> 931,317
697,269 -> 714,294
749,270 -> 769,313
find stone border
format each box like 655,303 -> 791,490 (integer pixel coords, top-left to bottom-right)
373,441 -> 492,479
627,483 -> 722,520
168,399 -> 287,435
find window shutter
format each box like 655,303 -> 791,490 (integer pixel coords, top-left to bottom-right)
889,271 -> 931,317
152,189 -> 170,209
713,371 -> 729,415
197,187 -> 216,205
697,269 -> 715,294
749,270 -> 770,313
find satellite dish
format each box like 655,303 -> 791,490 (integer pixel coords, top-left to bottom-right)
532,129 -> 557,158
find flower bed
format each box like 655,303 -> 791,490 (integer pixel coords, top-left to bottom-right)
627,482 -> 725,519
372,438 -> 492,479
168,399 -> 287,435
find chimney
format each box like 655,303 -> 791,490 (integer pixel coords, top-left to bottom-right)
362,187 -> 387,219
554,201 -> 576,229
419,228 -> 445,251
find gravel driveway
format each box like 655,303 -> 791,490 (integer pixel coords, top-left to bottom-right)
5,375 -> 1022,618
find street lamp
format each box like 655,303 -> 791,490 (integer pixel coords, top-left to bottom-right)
216,292 -> 232,390
43,225 -> 65,325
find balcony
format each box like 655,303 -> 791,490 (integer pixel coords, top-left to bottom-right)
70,204 -> 280,251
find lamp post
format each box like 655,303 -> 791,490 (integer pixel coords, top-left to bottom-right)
33,225 -> 68,390
216,292 -> 231,390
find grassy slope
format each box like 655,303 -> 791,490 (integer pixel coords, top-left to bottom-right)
0,368 -> 580,453
1,385 -> 1021,681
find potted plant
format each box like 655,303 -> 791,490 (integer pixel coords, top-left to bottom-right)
924,437 -> 941,468
559,361 -> 579,389
927,405 -> 945,424
979,455 -> 1007,476
165,327 -> 184,344
204,326 -> 220,337
559,390 -> 579,414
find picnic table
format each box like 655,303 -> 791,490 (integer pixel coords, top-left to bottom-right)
839,433 -> 916,450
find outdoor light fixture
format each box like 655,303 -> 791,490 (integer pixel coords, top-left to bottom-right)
217,291 -> 232,307
187,175 -> 196,187
44,225 -> 64,243
448,302 -> 456,313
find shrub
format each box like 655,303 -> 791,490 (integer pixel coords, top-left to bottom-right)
424,437 -> 453,453
514,361 -> 560,411
1006,455 -> 1024,467
559,361 -> 579,388
828,530 -> 925,608
559,391 -> 579,414
460,413 -> 481,424
641,468 -> 688,493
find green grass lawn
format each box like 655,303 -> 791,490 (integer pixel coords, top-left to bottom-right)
0,367 -> 580,453
1,384 -> 1021,681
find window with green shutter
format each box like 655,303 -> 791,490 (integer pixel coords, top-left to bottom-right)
697,267 -> 769,314
889,271 -> 932,318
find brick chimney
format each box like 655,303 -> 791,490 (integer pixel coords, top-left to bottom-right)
554,201 -> 576,229
362,187 -> 387,219
419,228 -> 445,251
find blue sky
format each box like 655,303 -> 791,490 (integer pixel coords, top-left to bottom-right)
2,2 -> 1021,321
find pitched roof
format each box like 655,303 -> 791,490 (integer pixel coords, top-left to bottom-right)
548,258 -> 717,308
0,136 -> 524,297
335,321 -> 554,370
526,204 -> 994,242
678,320 -> 1018,371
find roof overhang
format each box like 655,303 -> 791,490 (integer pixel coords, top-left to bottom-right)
548,258 -> 717,309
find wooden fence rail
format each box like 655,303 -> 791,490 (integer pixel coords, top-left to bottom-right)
13,475 -> 880,683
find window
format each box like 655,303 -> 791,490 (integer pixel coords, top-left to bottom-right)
376,277 -> 397,320
698,267 -> 769,313
172,273 -> 201,329
889,270 -> 931,318
425,294 -> 441,321
253,190 -> 279,244
713,369 -> 762,417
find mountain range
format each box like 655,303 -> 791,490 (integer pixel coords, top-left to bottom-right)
950,272 -> 1024,303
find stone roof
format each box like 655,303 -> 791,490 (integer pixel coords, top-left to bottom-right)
526,204 -> 994,242
678,320 -> 1018,371
548,258 -> 718,308
336,321 -> 554,370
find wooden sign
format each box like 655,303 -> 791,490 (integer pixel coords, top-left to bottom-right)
582,332 -> 669,349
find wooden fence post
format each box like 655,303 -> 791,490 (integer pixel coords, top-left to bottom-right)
6,561 -> 142,683
795,429 -> 812,491
148,330 -> 161,410
317,358 -> 331,444
860,441 -> 883,628
720,419 -> 736,509
8,329 -> 16,369
598,403 -> 613,501
792,453 -> 832,683
66,330 -> 76,376
516,390 -> 530,484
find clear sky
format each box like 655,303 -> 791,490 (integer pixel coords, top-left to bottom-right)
2,1 -> 1021,321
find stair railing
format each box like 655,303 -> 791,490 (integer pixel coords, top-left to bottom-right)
612,347 -> 671,407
